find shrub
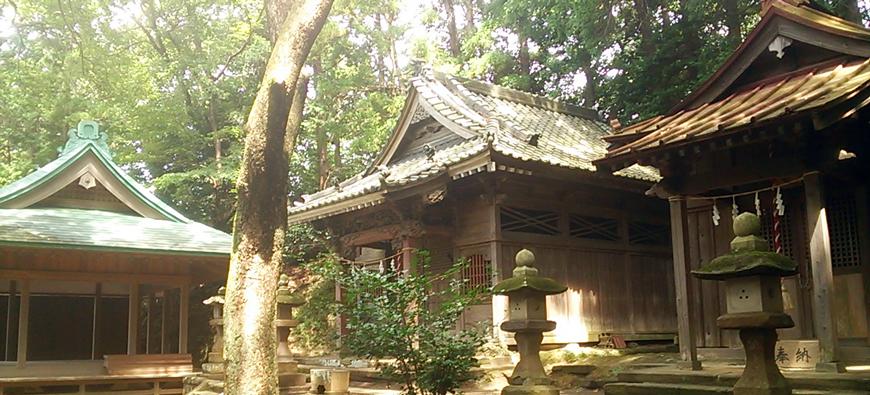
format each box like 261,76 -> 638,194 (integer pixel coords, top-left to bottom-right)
318,250 -> 488,395
290,255 -> 341,353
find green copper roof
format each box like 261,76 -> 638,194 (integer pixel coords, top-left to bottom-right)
0,121 -> 191,223
0,208 -> 231,256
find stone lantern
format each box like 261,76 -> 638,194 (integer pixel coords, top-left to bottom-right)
276,274 -> 307,391
493,249 -> 567,395
183,287 -> 226,395
201,286 -> 226,376
692,212 -> 797,395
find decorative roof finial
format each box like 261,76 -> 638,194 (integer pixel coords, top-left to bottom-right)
60,120 -> 111,157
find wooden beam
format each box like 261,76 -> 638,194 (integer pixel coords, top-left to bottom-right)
178,286 -> 189,354
128,283 -> 139,355
668,197 -> 701,370
0,269 -> 189,286
802,172 -> 842,370
16,280 -> 29,368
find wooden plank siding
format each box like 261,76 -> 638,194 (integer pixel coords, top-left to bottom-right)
499,243 -> 676,344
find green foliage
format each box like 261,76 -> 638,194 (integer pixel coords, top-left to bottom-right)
290,254 -> 341,353
313,251 -> 488,395
0,0 -> 266,229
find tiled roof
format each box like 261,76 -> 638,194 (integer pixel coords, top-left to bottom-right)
289,72 -> 659,223
601,58 -> 870,163
0,208 -> 231,256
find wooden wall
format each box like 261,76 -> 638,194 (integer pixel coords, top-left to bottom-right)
451,174 -> 677,344
0,247 -> 226,284
499,243 -> 675,344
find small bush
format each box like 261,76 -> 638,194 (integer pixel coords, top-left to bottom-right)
315,250 -> 488,395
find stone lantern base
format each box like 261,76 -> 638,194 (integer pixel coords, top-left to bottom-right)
279,360 -> 309,391
719,312 -> 794,395
502,384 -> 559,395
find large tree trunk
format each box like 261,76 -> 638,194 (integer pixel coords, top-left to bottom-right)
441,0 -> 461,57
834,0 -> 862,24
723,0 -> 742,46
223,0 -> 333,393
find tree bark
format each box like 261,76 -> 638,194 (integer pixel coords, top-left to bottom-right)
265,0 -> 295,44
441,0 -> 461,57
634,0 -> 655,58
317,127 -> 330,190
284,74 -> 310,156
577,49 -> 597,107
723,0 -> 742,46
223,0 -> 333,394
834,0 -> 862,24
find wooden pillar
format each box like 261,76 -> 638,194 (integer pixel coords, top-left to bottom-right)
16,279 -> 29,368
669,196 -> 701,370
401,237 -> 419,276
92,283 -> 102,360
128,283 -> 139,355
803,172 -> 842,371
145,293 -> 153,354
178,285 -> 189,354
161,293 -> 167,354
5,280 -> 16,362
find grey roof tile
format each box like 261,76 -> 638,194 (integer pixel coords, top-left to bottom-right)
288,73 -> 659,222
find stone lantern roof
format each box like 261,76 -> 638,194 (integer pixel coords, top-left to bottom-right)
276,274 -> 305,306
692,212 -> 798,280
493,249 -> 568,295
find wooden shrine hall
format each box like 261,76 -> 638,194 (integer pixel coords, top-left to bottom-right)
0,121 -> 231,393
289,70 -> 678,346
598,0 -> 870,371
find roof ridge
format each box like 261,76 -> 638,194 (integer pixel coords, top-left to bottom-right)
427,71 -> 602,121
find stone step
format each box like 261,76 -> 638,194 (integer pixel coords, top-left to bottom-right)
604,382 -> 870,395
604,382 -> 732,395
616,369 -> 870,391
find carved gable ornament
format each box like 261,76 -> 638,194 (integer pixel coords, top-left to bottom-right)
62,120 -> 111,157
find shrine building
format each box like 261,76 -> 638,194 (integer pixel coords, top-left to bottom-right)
288,71 -> 678,346
598,0 -> 870,370
0,121 -> 231,393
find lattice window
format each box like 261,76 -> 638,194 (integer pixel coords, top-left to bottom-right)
461,254 -> 492,290
827,192 -> 862,269
628,221 -> 670,246
500,207 -> 560,235
569,214 -> 620,241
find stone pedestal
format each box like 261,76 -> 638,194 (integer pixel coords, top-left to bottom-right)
310,369 -> 350,395
719,312 -> 794,395
277,275 -> 307,394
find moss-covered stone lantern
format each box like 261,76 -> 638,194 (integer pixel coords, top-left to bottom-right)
692,212 -> 797,395
276,274 -> 307,391
201,286 -> 226,376
493,249 -> 567,395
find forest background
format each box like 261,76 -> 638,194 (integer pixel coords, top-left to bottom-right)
1,0 -> 866,258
